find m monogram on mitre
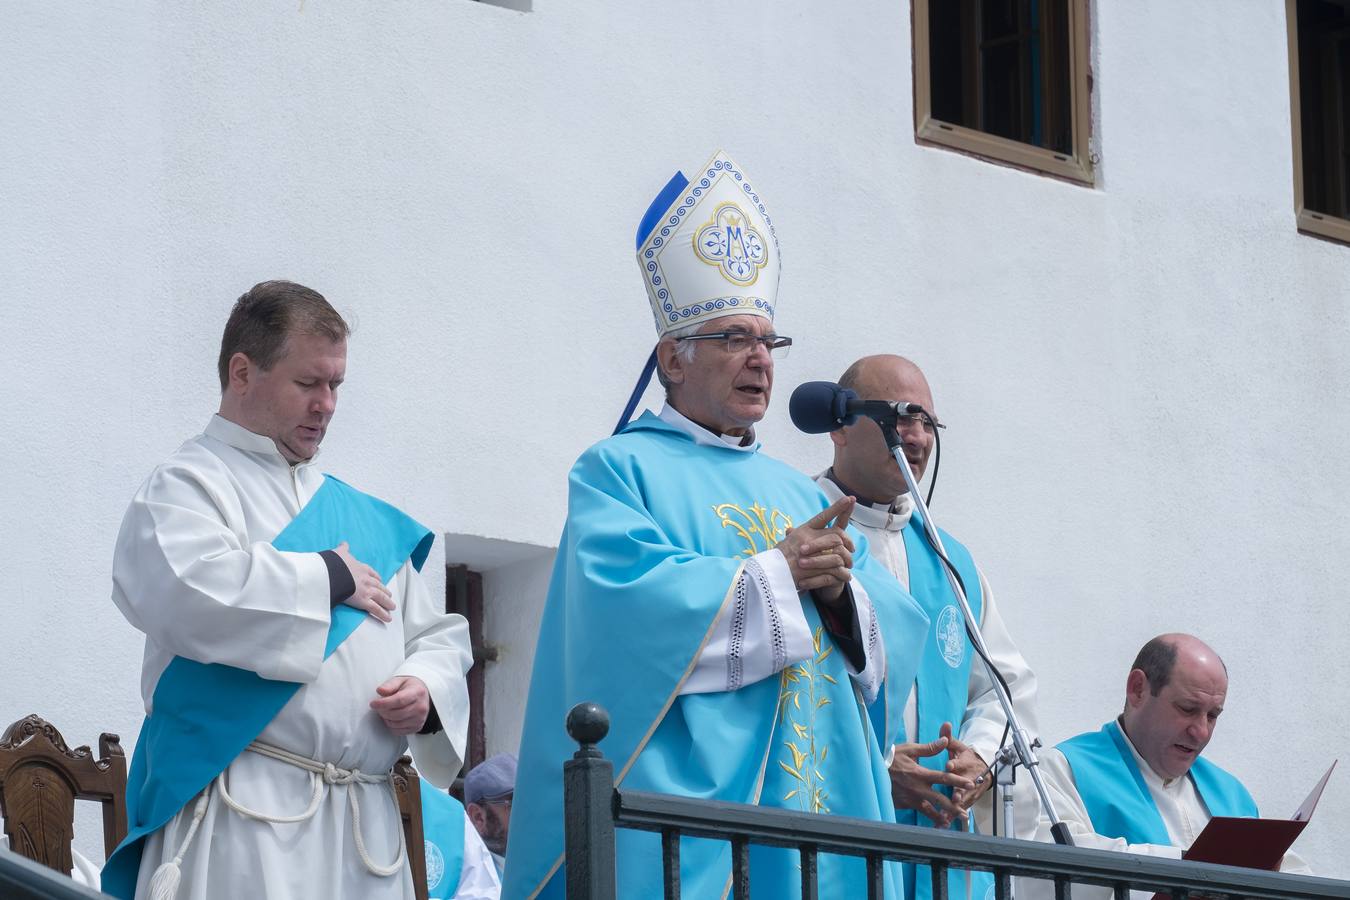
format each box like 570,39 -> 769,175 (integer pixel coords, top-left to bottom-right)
637,150 -> 780,335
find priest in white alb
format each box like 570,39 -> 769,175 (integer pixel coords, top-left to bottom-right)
1021,633 -> 1310,900
102,280 -> 472,900
816,354 -> 1040,900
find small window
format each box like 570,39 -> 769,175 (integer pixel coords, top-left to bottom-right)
913,0 -> 1093,184
1288,0 -> 1350,243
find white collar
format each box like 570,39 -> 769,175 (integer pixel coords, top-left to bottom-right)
657,403 -> 759,453
815,470 -> 913,531
204,414 -> 322,469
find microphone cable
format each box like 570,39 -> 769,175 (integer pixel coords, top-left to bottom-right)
924,411 -> 941,509
883,408 -> 941,507
907,406 -> 1014,809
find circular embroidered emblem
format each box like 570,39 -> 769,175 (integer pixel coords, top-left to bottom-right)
425,839 -> 445,891
693,201 -> 768,286
935,605 -> 965,669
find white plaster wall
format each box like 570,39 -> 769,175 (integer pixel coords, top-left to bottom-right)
2,0 -> 1347,879
480,553 -> 556,759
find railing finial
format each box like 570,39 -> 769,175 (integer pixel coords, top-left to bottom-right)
563,702 -> 616,898
566,702 -> 610,757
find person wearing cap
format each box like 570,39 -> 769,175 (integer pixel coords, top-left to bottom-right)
816,354 -> 1039,900
419,778 -> 502,900
464,753 -> 516,875
504,152 -> 929,899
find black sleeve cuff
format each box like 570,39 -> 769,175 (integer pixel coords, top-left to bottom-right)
419,699 -> 443,735
319,550 -> 356,608
813,585 -> 867,672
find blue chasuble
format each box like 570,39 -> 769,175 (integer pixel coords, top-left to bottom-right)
102,475 -> 434,899
1058,720 -> 1258,846
503,413 -> 929,900
420,781 -> 467,900
894,512 -> 993,900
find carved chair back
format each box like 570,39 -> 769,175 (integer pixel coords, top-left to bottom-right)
393,754 -> 429,900
0,714 -> 128,876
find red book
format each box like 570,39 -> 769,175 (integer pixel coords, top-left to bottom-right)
1150,760 -> 1334,900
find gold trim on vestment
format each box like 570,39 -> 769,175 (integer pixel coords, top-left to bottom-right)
527,562 -> 764,900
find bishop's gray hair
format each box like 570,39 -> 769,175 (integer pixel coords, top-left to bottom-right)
655,321 -> 703,394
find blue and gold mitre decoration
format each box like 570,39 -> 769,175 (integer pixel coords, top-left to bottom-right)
635,150 -> 780,336
612,150 -> 781,434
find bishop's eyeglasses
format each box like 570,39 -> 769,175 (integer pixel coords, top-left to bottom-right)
675,331 -> 793,358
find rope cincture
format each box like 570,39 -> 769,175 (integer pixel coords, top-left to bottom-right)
147,739 -> 408,897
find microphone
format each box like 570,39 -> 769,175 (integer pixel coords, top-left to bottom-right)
788,381 -> 922,434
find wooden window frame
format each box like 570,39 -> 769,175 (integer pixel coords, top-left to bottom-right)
1287,0 -> 1350,244
913,0 -> 1095,185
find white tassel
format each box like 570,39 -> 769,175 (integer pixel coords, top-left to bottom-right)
148,789 -> 211,899
147,860 -> 182,900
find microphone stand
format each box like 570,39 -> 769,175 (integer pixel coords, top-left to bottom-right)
992,740 -> 1038,841
879,421 -> 1075,849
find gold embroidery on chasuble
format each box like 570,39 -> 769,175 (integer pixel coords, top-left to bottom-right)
712,501 -> 791,557
777,627 -> 835,813
709,501 -> 833,813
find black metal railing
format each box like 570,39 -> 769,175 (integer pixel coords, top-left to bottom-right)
562,702 -> 1350,900
0,848 -> 109,900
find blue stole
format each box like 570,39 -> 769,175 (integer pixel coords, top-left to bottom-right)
101,475 -> 434,899
1058,720 -> 1259,845
420,781 -> 467,900
503,413 -> 928,900
894,511 -> 992,900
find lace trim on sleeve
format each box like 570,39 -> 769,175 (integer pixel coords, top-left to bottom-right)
726,557 -> 783,692
727,567 -> 750,692
751,557 -> 786,674
864,596 -> 883,692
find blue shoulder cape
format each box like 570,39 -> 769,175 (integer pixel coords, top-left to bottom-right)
1058,720 -> 1258,845
102,475 -> 434,898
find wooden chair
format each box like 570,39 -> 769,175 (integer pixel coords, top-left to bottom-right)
393,754 -> 429,900
0,718 -> 431,899
0,714 -> 127,877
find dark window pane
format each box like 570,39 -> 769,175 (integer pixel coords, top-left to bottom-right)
1340,39 -> 1350,212
927,0 -> 1074,154
929,0 -> 967,125
1044,0 -> 1072,153
1297,0 -> 1350,217
982,41 -> 1024,142
982,0 -> 1021,38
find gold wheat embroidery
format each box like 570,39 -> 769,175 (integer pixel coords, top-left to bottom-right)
776,626 -> 837,813
712,502 -> 793,557
709,501 -> 831,809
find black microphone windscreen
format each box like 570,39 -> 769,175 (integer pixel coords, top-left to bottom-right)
789,381 -> 849,434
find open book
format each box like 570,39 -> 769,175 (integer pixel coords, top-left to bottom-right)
1151,760 -> 1335,899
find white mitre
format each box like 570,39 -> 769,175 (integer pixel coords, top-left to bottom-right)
636,150 -> 780,335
